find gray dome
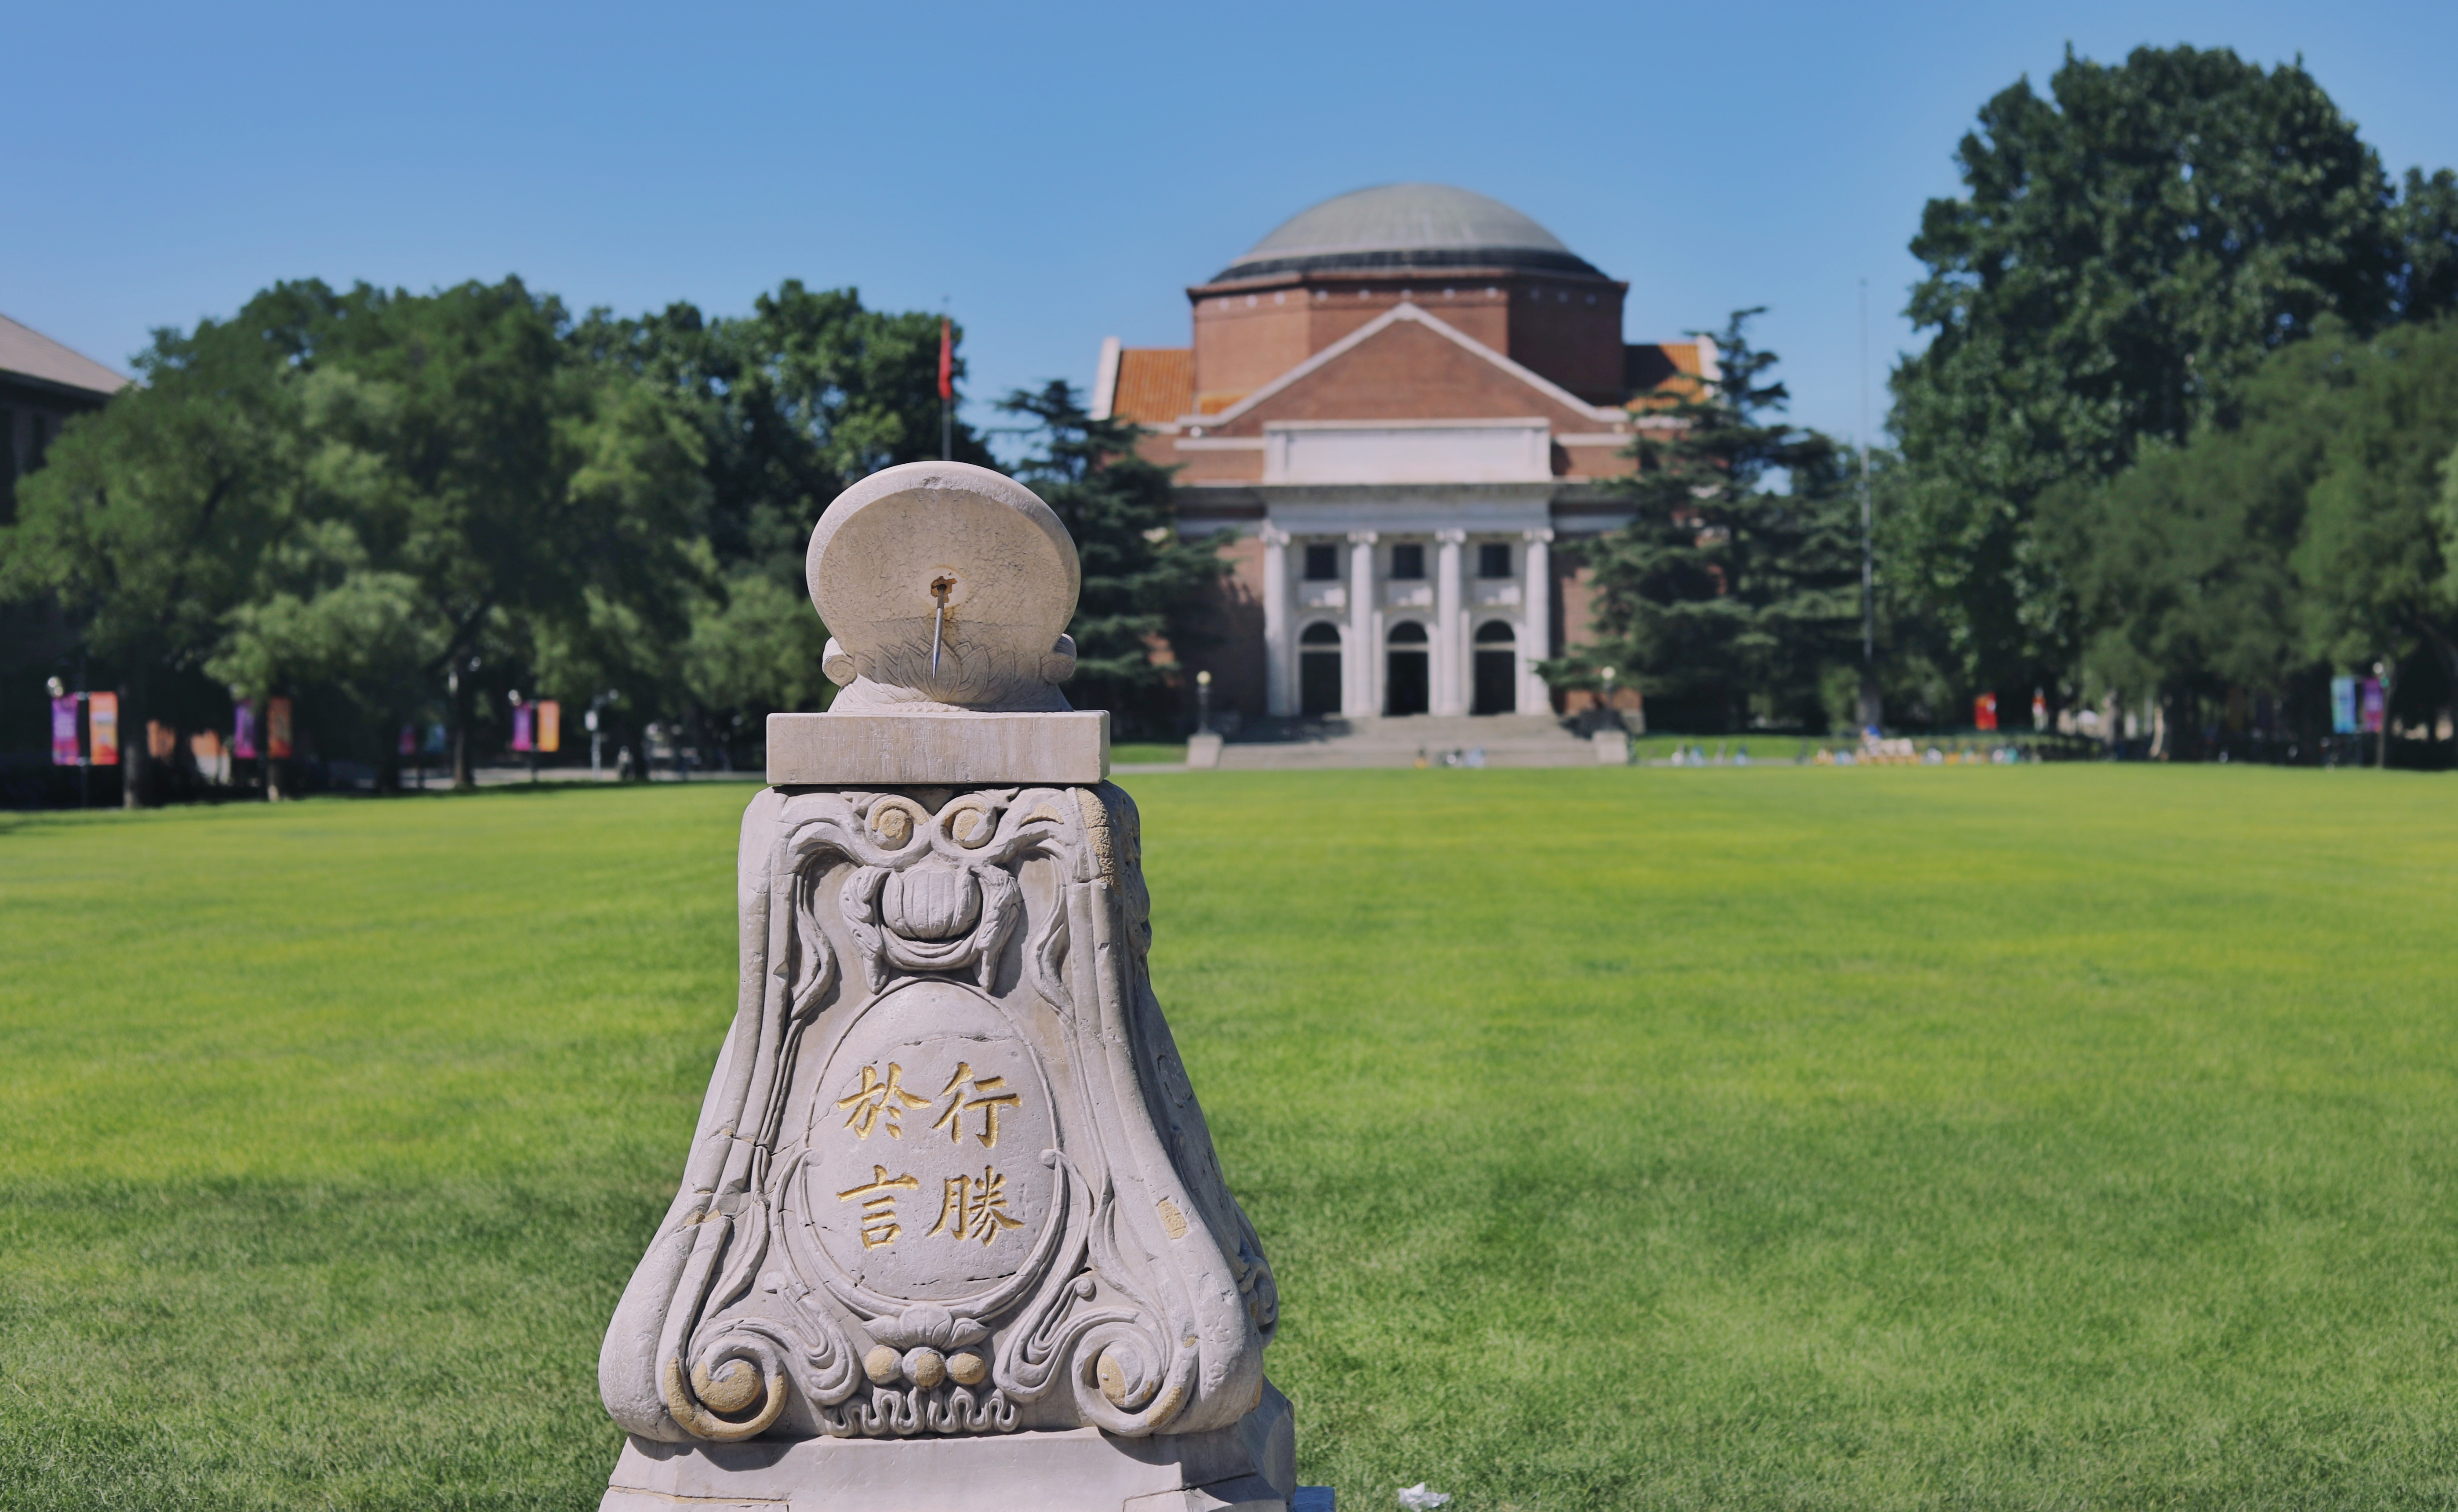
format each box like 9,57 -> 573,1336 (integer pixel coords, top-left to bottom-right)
1213,183 -> 1601,282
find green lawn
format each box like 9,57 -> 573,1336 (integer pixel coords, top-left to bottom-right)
4,768 -> 2457,1510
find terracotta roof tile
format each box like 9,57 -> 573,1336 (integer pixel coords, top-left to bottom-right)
1111,348 -> 1192,426
1625,341 -> 1707,411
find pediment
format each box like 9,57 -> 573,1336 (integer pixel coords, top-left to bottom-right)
1192,305 -> 1618,438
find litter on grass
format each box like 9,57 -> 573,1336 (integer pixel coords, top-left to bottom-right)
1398,1486 -> 1451,1510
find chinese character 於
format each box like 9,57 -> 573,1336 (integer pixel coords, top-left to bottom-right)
837,1062 -> 931,1139
930,1166 -> 1026,1247
930,1061 -> 1023,1148
837,1165 -> 922,1249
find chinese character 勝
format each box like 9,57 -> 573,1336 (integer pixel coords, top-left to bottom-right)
929,1166 -> 1026,1247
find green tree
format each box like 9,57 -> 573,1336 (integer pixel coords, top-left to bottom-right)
1891,45 -> 2457,698
7,278 -> 710,795
581,283 -> 992,756
999,380 -> 1224,736
2294,318 -> 2458,756
229,280 -> 708,787
0,307 -> 300,803
2034,325 -> 2373,746
1560,311 -> 1861,732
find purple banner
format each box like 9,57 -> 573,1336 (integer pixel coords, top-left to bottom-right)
51,697 -> 79,765
233,702 -> 258,760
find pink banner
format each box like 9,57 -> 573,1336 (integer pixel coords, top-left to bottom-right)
51,697 -> 80,765
511,703 -> 535,752
2360,677 -> 2385,734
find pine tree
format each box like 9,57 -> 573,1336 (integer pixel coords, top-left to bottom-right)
999,381 -> 1225,737
1562,311 -> 1862,731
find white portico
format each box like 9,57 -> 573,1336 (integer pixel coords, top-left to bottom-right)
1254,487 -> 1556,719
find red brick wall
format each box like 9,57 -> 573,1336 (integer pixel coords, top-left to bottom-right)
1187,269 -> 1626,412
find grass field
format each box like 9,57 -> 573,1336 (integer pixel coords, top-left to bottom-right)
5,767 -> 2457,1510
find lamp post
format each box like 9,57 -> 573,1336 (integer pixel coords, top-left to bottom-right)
2374,659 -> 2391,770
1195,670 -> 1212,736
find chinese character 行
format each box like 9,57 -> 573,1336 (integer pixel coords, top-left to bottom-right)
929,1166 -> 1026,1247
930,1061 -> 1023,1149
836,1164 -> 921,1249
837,1062 -> 931,1139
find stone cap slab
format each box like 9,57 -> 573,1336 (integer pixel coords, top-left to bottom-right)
767,710 -> 1109,787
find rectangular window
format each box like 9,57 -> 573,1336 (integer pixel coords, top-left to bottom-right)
1303,543 -> 1339,581
1478,542 -> 1513,579
1389,542 -> 1425,580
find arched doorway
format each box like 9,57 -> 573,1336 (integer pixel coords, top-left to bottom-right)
1299,622 -> 1343,716
1473,620 -> 1517,715
1385,621 -> 1429,716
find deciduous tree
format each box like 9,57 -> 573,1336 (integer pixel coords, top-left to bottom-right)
1891,45 -> 2457,696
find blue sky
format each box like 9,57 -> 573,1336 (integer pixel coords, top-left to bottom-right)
9,1 -> 2454,453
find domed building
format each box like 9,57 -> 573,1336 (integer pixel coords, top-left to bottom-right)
1091,183 -> 1708,723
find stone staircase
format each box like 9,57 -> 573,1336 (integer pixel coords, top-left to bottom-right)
1212,713 -> 1603,770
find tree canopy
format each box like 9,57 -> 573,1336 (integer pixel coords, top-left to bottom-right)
1890,44 -> 2458,695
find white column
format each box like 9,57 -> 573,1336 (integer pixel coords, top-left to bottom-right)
1260,526 -> 1291,717
1433,529 -> 1465,716
1345,531 -> 1378,718
1521,527 -> 1553,714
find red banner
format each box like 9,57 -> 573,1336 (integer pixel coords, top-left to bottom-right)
267,697 -> 293,760
89,692 -> 120,766
1974,692 -> 1998,732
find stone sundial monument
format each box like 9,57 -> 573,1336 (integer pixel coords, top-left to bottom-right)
598,462 -> 1309,1512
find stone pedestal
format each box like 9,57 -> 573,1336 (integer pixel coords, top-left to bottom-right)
598,464 -> 1301,1512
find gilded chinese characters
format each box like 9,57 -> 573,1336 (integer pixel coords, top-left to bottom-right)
802,978 -> 1058,1304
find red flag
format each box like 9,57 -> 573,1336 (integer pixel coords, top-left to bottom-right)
937,317 -> 953,401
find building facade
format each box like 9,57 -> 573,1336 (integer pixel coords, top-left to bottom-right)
1,312 -> 130,518
1091,183 -> 1705,723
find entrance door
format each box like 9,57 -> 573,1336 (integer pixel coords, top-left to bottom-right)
1384,621 -> 1429,716
1298,622 -> 1343,716
1472,620 -> 1517,715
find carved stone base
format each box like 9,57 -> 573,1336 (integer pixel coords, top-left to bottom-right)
601,1382 -> 1297,1512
